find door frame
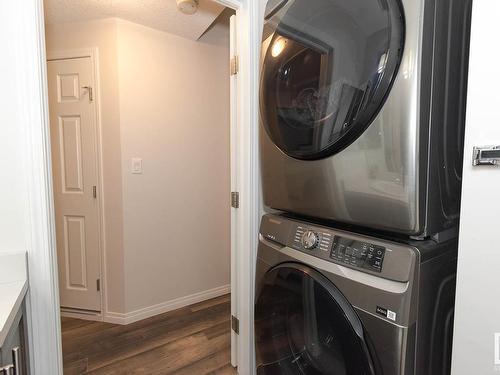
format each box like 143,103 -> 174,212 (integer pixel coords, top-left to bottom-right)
229,14 -> 239,367
47,48 -> 106,320
21,0 -> 262,374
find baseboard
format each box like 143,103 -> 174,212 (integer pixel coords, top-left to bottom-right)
61,308 -> 103,322
104,284 -> 230,325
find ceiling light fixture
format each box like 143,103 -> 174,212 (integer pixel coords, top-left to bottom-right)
176,0 -> 199,15
271,37 -> 287,58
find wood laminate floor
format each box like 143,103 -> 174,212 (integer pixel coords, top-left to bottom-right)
61,294 -> 236,375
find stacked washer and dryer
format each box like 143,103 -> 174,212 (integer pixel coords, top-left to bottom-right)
255,0 -> 472,374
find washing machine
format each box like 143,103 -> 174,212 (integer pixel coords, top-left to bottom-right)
255,214 -> 457,374
259,0 -> 472,237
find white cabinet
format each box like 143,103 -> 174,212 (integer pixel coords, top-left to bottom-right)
0,302 -> 29,375
0,253 -> 29,375
0,301 -> 28,375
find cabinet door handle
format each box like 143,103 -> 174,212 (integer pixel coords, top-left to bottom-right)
12,346 -> 21,375
0,364 -> 13,374
0,347 -> 22,375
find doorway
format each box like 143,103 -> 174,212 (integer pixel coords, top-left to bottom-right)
0,0 -> 261,372
44,3 -> 239,373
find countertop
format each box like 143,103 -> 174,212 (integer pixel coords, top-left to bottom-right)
0,252 -> 28,347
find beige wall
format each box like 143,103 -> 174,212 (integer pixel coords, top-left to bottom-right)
116,19 -> 230,311
45,17 -> 231,314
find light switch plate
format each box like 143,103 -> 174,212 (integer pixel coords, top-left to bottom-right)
131,158 -> 143,174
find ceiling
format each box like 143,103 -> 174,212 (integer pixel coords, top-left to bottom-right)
43,0 -> 226,40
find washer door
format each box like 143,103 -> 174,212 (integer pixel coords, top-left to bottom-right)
260,0 -> 405,160
255,263 -> 377,375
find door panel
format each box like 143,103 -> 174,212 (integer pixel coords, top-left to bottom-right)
64,215 -> 88,289
57,73 -> 80,102
58,116 -> 84,192
48,57 -> 101,312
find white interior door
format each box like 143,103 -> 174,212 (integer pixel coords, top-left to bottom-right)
451,1 -> 500,373
230,13 -> 239,369
47,57 -> 101,312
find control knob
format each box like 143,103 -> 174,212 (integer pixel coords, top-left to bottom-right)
301,230 -> 319,250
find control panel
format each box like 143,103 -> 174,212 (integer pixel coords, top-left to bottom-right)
259,214 -> 416,282
290,224 -> 385,273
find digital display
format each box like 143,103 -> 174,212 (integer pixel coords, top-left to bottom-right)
330,236 -> 385,272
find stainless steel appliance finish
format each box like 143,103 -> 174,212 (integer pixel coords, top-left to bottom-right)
255,214 -> 457,374
260,0 -> 472,236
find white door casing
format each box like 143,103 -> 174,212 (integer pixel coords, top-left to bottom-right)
47,57 -> 102,312
229,13 -> 239,369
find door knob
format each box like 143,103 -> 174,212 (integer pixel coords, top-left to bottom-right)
472,146 -> 500,166
82,86 -> 93,102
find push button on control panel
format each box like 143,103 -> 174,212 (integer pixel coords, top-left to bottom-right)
330,236 -> 386,273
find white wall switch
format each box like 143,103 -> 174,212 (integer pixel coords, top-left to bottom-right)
131,158 -> 143,174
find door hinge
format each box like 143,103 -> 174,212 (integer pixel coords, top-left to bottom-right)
96,278 -> 101,292
230,55 -> 239,75
231,315 -> 240,335
231,192 -> 239,208
93,185 -> 97,199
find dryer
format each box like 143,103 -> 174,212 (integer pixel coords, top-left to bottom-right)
255,214 -> 457,374
259,0 -> 472,237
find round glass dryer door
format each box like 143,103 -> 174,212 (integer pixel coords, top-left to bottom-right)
255,264 -> 377,374
260,0 -> 405,160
